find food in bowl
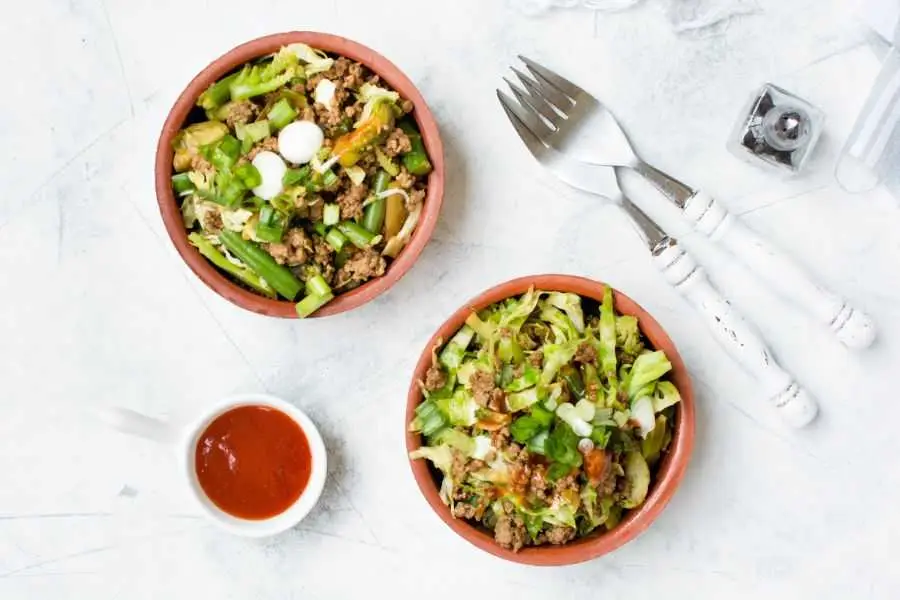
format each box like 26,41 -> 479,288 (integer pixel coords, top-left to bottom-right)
170,43 -> 433,317
408,287 -> 682,552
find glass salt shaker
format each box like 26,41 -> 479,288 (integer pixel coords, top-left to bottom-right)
727,83 -> 825,174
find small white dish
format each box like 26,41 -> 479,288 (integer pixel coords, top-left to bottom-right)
99,393 -> 327,538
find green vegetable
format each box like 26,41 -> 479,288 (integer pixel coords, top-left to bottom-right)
218,230 -> 302,300
507,387 -> 541,412
197,72 -> 240,111
546,462 -> 572,482
616,315 -> 643,360
255,205 -> 286,243
268,98 -> 298,130
361,170 -> 391,234
398,119 -> 433,176
625,351 -> 672,399
283,166 -> 311,187
560,365 -> 585,401
235,120 -> 270,154
448,389 -> 478,427
408,444 -> 453,474
540,341 -> 578,385
375,147 -> 400,177
546,292 -> 585,332
295,292 -> 333,318
234,162 -> 262,188
230,63 -> 297,101
336,221 -> 381,249
409,399 -> 448,437
497,334 -> 524,364
325,228 -> 347,251
439,325 -> 475,370
527,430 -> 549,455
320,169 -> 339,190
652,381 -> 681,412
212,171 -> 247,207
510,415 -> 542,444
504,364 -> 539,392
556,402 -> 593,438
597,286 -> 619,405
323,203 -> 340,226
173,121 -> 230,172
590,427 -> 611,448
641,415 -> 668,464
530,403 -> 555,428
306,274 -> 331,297
172,172 -> 194,195
620,451 -> 650,509
188,232 -> 275,298
545,422 -> 582,467
203,134 -> 241,172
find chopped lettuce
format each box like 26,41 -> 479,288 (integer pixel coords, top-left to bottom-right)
540,340 -> 578,385
615,315 -> 643,360
539,304 -> 580,343
630,396 -> 656,438
504,364 -> 540,392
652,380 -> 681,412
507,387 -> 541,412
597,286 -> 619,403
448,389 -> 478,427
286,43 -> 334,75
439,325 -> 475,370
409,444 -> 453,474
620,451 -> 650,509
626,350 -> 673,399
546,292 -> 585,333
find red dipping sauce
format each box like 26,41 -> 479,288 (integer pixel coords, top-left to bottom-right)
195,405 -> 312,520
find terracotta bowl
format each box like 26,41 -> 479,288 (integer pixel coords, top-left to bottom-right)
155,32 -> 444,318
405,275 -> 695,566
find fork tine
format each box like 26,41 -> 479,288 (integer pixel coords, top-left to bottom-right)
510,66 -> 573,116
503,77 -> 561,127
497,90 -> 549,160
495,88 -> 555,141
518,55 -> 585,101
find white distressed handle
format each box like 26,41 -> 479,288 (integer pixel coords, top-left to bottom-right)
683,191 -> 875,350
654,241 -> 819,428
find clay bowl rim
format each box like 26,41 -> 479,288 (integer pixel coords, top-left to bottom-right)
154,31 -> 445,319
404,274 -> 695,566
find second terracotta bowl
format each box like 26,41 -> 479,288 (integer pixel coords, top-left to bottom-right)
405,275 -> 695,566
155,32 -> 445,318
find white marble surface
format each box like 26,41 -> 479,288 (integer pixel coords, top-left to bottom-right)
2,0 -> 900,597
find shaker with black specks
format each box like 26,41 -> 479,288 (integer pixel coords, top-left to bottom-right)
727,83 -> 824,174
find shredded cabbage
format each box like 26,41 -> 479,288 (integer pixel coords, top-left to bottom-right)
286,43 -> 334,75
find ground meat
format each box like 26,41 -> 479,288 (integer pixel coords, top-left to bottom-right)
337,183 -> 368,220
528,350 -> 544,368
470,371 -> 497,407
246,137 -> 279,161
494,513 -> 527,552
491,426 -> 510,448
383,127 -> 412,157
574,342 -> 598,366
487,389 -> 506,413
264,227 -> 312,266
452,503 -> 478,520
529,465 -> 550,502
509,448 -> 531,495
424,363 -> 447,392
334,248 -> 386,288
400,99 -> 414,114
325,57 -> 365,90
223,100 -> 256,129
545,526 -> 576,545
553,473 -> 579,497
190,154 -> 215,177
307,197 -> 324,222
201,211 -> 223,234
311,237 -> 335,285
314,103 -> 347,131
451,450 -> 468,482
406,189 -> 426,212
395,167 -> 416,189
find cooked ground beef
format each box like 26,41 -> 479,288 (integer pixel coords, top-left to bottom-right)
223,100 -> 256,129
491,425 -> 510,448
201,211 -> 223,234
544,526 -> 576,545
300,105 -> 316,122
494,513 -> 527,552
470,371 -> 497,407
400,99 -> 414,114
334,248 -> 386,288
529,465 -> 550,502
337,183 -> 368,220
265,227 -> 312,266
451,450 -> 468,482
424,362 -> 447,392
529,350 -> 544,368
574,342 -> 598,366
406,189 -> 426,212
384,127 -> 412,157
246,136 -> 279,161
452,503 -> 478,520
395,168 -> 416,189
190,154 -> 215,177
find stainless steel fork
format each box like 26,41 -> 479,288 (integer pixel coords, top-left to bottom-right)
498,88 -> 818,428
502,56 -> 875,350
